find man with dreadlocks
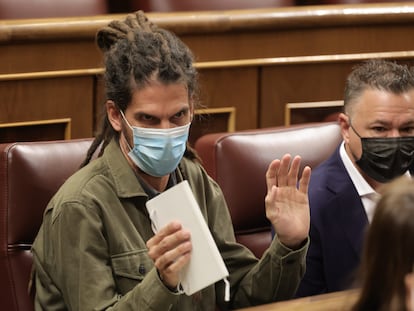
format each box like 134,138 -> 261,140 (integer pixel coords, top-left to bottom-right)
31,11 -> 311,310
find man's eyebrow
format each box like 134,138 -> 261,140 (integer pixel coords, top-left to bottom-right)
132,107 -> 190,120
369,120 -> 414,127
176,107 -> 190,114
366,120 -> 389,127
168,107 -> 191,118
400,120 -> 414,127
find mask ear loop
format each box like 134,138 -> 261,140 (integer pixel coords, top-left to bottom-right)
350,125 -> 363,138
119,110 -> 133,129
344,116 -> 364,164
119,110 -> 135,152
121,133 -> 134,153
347,116 -> 363,138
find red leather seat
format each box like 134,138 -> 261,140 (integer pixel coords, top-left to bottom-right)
0,138 -> 93,311
194,122 -> 342,258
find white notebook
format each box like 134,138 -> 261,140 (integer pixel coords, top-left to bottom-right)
146,180 -> 229,296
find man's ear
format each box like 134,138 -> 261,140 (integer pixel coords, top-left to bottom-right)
338,112 -> 350,143
106,100 -> 122,132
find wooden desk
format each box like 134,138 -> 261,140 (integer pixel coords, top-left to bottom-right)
237,290 -> 358,311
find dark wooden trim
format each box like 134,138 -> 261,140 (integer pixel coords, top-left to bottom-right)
1,3 -> 414,43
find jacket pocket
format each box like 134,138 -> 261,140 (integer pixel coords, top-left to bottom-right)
111,249 -> 153,293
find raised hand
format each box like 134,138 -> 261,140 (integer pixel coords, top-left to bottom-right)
265,154 -> 311,249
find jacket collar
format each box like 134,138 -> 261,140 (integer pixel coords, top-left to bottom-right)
328,148 -> 369,258
103,139 -> 148,199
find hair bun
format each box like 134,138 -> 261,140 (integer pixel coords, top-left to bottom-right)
96,11 -> 155,52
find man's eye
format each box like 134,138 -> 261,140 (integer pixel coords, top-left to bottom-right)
140,114 -> 154,122
401,127 -> 414,134
173,111 -> 186,119
372,127 -> 387,132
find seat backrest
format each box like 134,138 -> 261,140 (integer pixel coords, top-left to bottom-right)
194,122 -> 343,258
0,0 -> 108,19
0,138 -> 93,311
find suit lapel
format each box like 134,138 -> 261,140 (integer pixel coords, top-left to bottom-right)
327,149 -> 369,259
335,185 -> 368,258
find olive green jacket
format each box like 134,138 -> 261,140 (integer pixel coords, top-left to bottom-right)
31,139 -> 308,311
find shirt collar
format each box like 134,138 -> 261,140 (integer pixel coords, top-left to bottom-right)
339,141 -> 376,197
137,171 -> 178,200
104,139 -> 147,198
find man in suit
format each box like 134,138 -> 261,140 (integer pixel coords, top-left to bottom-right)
296,59 -> 414,297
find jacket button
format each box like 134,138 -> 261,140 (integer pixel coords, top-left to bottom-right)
138,264 -> 146,275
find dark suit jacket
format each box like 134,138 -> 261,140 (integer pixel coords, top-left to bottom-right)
295,144 -> 369,297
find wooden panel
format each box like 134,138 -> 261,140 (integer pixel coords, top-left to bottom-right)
0,118 -> 71,143
190,107 -> 236,145
261,62 -> 349,127
195,107 -> 236,132
0,75 -> 95,139
2,5 -> 414,142
285,100 -> 344,125
0,41 -> 102,74
197,66 -> 258,131
93,74 -> 106,136
2,51 -> 414,143
180,24 -> 414,62
260,52 -> 414,127
236,289 -> 358,310
2,4 -> 414,70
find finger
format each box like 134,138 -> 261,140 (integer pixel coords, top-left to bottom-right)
277,154 -> 292,187
155,241 -> 192,272
155,241 -> 192,288
147,221 -> 182,249
298,166 -> 311,195
286,155 -> 302,187
158,252 -> 192,289
168,252 -> 191,272
147,228 -> 191,261
266,159 -> 281,191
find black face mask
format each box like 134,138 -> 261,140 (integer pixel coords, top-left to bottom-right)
351,125 -> 414,183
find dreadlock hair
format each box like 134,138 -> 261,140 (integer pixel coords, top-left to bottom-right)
80,11 -> 200,168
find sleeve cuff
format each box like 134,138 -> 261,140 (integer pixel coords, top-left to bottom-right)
139,268 -> 181,308
269,236 -> 309,261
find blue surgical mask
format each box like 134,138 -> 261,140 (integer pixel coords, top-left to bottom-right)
120,111 -> 190,177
